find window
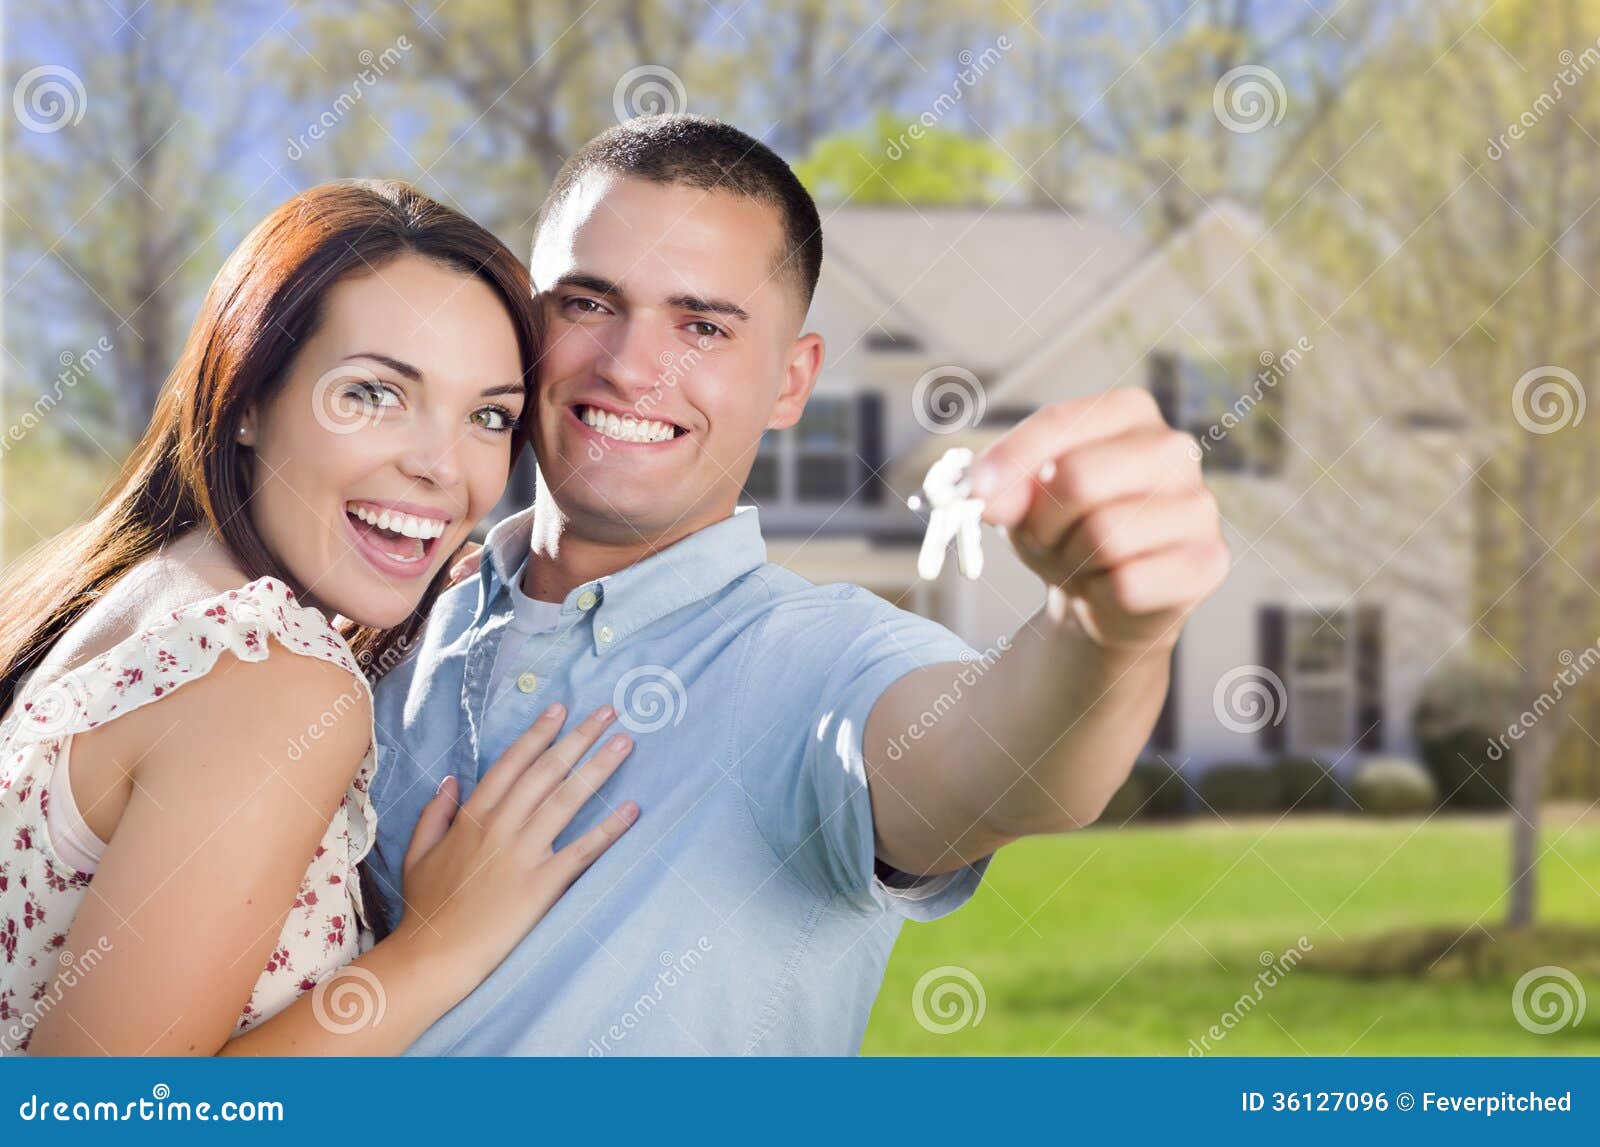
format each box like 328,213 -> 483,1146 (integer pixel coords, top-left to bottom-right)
1149,352 -> 1288,475
1288,608 -> 1351,752
742,397 -> 860,505
744,432 -> 779,500
1257,603 -> 1384,756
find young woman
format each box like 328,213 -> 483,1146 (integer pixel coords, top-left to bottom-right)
0,180 -> 640,1055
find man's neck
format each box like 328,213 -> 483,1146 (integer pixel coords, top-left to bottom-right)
519,494 -> 732,604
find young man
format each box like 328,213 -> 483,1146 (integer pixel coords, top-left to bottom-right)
367,115 -> 1228,1055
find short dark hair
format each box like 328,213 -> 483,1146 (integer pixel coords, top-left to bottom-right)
534,114 -> 823,312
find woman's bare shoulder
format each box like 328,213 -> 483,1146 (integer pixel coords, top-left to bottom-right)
34,538 -> 242,673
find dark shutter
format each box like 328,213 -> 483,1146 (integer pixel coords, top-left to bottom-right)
1255,354 -> 1289,475
1258,605 -> 1288,754
857,391 -> 885,505
1355,604 -> 1384,750
1150,640 -> 1180,753
1149,353 -> 1180,428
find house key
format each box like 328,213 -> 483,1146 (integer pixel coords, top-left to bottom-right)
907,447 -> 986,581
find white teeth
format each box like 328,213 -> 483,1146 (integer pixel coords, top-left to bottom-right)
580,405 -> 677,443
348,503 -> 447,540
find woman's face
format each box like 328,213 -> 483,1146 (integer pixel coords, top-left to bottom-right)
239,253 -> 526,629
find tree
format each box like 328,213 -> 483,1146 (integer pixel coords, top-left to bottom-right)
794,115 -> 1017,205
1272,0 -> 1600,929
6,0 -> 265,430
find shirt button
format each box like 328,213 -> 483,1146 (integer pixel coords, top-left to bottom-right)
577,590 -> 597,611
597,625 -> 614,644
516,672 -> 539,693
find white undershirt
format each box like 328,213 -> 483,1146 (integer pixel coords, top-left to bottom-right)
489,556 -> 565,691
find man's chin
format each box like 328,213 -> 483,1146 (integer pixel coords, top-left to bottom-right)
550,473 -> 686,534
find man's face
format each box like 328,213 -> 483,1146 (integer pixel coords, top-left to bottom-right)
529,172 -> 821,545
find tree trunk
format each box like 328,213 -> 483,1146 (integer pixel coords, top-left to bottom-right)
1506,721 -> 1550,930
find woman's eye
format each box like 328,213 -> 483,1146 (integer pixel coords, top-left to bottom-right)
345,381 -> 402,409
473,406 -> 520,433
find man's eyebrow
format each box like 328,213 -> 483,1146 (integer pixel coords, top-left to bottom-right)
665,293 -> 750,322
345,352 -> 522,398
548,271 -> 750,323
550,271 -> 622,298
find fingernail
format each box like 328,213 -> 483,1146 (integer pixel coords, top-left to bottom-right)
596,705 -> 615,722
970,461 -> 998,500
621,801 -> 640,824
608,734 -> 631,752
436,775 -> 455,797
545,702 -> 566,720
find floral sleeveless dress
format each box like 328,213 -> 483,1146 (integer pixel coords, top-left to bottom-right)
0,576 -> 380,1054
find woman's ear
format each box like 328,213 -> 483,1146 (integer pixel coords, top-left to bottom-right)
235,407 -> 258,448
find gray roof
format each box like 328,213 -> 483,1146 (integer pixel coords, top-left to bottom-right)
817,206 -> 1148,377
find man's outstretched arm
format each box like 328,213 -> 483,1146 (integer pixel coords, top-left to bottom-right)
865,387 -> 1230,875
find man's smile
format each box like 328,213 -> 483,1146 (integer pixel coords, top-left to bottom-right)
567,400 -> 690,448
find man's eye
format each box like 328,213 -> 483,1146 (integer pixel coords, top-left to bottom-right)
687,320 -> 725,339
563,296 -> 606,316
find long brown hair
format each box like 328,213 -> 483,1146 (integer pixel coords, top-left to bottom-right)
0,179 -> 540,936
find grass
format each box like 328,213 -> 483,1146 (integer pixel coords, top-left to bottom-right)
863,806 -> 1600,1055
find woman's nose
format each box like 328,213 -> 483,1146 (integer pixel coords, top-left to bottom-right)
397,417 -> 464,488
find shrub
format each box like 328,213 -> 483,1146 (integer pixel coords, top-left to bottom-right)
1274,754 -> 1336,811
1414,658 -> 1517,809
1099,768 -> 1148,826
1130,757 -> 1188,818
1197,761 -> 1282,814
1417,728 -> 1511,810
1350,756 -> 1437,815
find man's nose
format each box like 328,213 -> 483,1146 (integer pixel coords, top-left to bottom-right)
598,317 -> 669,400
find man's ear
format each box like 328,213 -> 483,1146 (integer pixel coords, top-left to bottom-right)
767,332 -> 825,430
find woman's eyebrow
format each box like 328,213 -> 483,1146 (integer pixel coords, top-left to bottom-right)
344,351 -> 422,381
345,352 -> 522,398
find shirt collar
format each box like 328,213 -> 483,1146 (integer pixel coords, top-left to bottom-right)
472,505 -> 768,650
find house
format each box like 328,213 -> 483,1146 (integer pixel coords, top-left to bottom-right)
750,201 -> 1476,779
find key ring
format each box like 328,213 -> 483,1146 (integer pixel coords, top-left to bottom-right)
908,447 -> 987,581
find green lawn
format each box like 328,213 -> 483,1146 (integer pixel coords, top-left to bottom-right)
864,809 -> 1600,1055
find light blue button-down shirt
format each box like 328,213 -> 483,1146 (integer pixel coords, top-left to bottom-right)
367,504 -> 990,1055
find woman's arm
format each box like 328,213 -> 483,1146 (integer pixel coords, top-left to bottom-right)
27,639 -> 383,1054
28,642 -> 636,1057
